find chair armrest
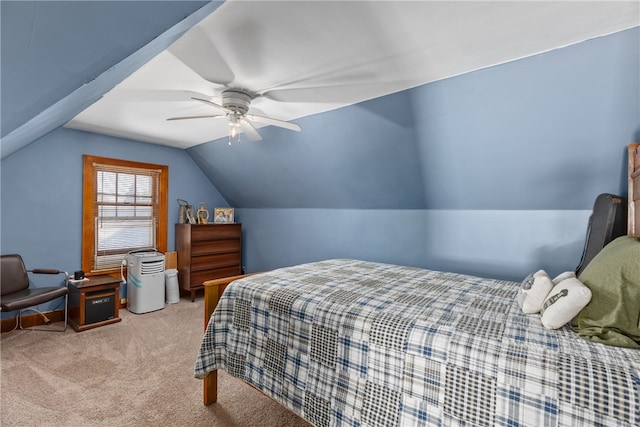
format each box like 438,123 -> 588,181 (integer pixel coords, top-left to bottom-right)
29,269 -> 69,286
31,269 -> 63,275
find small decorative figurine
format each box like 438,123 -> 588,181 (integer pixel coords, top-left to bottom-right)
197,202 -> 210,224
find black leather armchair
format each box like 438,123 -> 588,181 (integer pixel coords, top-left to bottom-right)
1,254 -> 69,331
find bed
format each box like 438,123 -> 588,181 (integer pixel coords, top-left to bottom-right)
194,144 -> 640,426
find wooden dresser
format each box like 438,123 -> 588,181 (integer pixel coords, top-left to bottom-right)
175,223 -> 242,301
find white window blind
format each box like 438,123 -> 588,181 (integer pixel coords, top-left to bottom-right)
92,163 -> 161,271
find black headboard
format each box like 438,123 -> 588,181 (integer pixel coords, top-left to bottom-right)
576,193 -> 628,276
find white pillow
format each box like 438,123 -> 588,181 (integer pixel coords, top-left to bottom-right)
540,278 -> 592,329
517,270 -> 554,314
552,271 -> 576,285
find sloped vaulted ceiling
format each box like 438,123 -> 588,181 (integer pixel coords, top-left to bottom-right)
65,1 -> 639,149
0,0 -> 217,157
2,1 -> 637,158
1,1 -> 638,212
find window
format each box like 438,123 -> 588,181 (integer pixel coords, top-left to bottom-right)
82,155 -> 168,274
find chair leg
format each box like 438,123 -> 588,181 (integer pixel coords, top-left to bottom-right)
62,293 -> 68,332
18,309 -> 24,330
18,296 -> 68,332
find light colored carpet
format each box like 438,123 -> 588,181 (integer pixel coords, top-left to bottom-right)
1,296 -> 312,426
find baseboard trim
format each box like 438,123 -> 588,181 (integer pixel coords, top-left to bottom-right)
1,300 -> 126,333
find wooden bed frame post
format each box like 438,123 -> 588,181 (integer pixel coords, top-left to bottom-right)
629,143 -> 640,237
202,274 -> 258,406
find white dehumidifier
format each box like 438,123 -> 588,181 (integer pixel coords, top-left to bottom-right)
126,251 -> 165,314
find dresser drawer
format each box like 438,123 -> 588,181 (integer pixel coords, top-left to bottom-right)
191,224 -> 241,242
192,239 -> 241,256
192,252 -> 241,271
191,266 -> 242,285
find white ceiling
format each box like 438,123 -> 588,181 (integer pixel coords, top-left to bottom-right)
64,1 -> 639,149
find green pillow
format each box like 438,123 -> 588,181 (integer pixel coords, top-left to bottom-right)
573,236 -> 640,348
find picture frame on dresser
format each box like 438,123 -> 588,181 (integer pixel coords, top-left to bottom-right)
213,208 -> 234,223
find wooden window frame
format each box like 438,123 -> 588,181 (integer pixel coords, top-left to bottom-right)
82,155 -> 168,275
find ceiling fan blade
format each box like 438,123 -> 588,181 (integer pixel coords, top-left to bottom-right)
240,119 -> 263,141
166,114 -> 225,121
258,66 -> 377,96
115,89 -> 210,103
262,82 -> 407,104
167,25 -> 235,85
191,97 -> 233,114
245,114 -> 301,132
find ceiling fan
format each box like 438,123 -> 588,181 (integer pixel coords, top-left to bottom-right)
166,88 -> 301,143
161,14 -> 372,145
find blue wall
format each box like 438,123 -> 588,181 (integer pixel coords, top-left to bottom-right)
189,89 -> 425,209
0,127 -> 228,316
235,208 -> 590,281
412,27 -> 638,210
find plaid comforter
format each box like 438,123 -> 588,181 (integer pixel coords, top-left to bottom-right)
195,259 -> 640,426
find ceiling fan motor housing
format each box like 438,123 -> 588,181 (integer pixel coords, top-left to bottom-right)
222,89 -> 252,115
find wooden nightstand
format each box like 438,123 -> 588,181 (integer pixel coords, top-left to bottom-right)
68,275 -> 122,331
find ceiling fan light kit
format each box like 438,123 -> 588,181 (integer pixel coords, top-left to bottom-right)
221,89 -> 252,115
167,88 -> 301,145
